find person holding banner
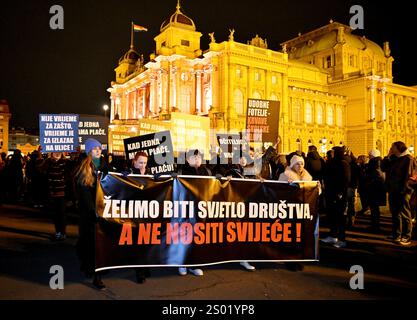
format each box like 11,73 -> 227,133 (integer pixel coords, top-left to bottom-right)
176,149 -> 210,276
129,151 -> 151,283
279,154 -> 315,272
74,138 -> 113,290
224,153 -> 257,271
278,155 -> 313,183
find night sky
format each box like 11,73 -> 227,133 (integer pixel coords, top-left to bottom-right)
0,0 -> 415,129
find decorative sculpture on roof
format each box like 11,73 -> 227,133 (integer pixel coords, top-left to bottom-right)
229,29 -> 235,41
208,32 -> 215,43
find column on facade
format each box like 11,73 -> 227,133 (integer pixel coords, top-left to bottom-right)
206,65 -> 213,114
157,73 -> 162,114
221,56 -> 229,116
115,94 -> 121,119
266,70 -> 271,101
190,69 -> 196,114
142,87 -> 146,118
170,63 -> 177,111
381,87 -> 387,122
282,73 -> 289,130
301,97 -> 305,124
110,96 -> 115,122
369,83 -> 376,121
161,67 -> 168,113
228,63 -> 235,120
247,66 -> 253,112
176,66 -> 181,112
211,57 -> 219,113
150,73 -> 157,115
125,92 -> 129,120
195,68 -> 202,114
133,89 -> 138,119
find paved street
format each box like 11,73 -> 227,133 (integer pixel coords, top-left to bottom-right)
1,203 -> 416,300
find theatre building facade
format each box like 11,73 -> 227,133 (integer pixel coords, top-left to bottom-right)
107,2 -> 417,156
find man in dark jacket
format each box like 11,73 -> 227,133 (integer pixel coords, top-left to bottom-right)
305,146 -> 326,182
43,152 -> 68,241
321,146 -> 351,248
344,149 -> 360,227
381,141 -> 415,245
176,149 -> 210,276
366,149 -> 386,231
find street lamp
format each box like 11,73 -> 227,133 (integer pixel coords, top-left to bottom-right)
103,104 -> 109,117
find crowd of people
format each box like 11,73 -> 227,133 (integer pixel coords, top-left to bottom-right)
0,138 -> 416,290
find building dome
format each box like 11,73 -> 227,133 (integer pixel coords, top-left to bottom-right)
289,22 -> 385,59
0,99 -> 10,113
118,47 -> 140,64
160,1 -> 196,32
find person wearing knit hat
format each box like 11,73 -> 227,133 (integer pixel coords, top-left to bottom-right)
74,137 -> 113,290
279,155 -> 312,182
85,138 -> 102,155
369,149 -> 381,159
84,138 -> 102,169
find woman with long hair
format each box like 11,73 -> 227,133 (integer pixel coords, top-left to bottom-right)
74,138 -> 109,289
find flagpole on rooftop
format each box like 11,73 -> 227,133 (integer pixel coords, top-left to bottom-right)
130,21 -> 134,49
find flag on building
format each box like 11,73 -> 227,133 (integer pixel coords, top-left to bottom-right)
133,23 -> 148,32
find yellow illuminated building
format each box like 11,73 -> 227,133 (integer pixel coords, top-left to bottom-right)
108,2 -> 417,156
0,100 -> 11,153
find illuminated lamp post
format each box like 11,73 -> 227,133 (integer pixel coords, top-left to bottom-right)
103,104 -> 109,118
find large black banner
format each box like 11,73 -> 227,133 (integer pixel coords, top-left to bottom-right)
95,173 -> 319,271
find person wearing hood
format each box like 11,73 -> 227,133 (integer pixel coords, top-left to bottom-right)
321,146 -> 351,248
366,150 -> 386,231
278,155 -> 313,182
381,141 -> 415,245
305,146 -> 326,182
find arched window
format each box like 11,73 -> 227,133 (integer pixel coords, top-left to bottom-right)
305,102 -> 313,124
234,89 -> 244,115
296,138 -> 302,151
388,109 -> 393,127
292,99 -> 301,123
336,106 -> 343,127
253,91 -> 262,99
316,103 -> 323,125
270,93 -> 279,101
180,86 -> 191,114
327,104 -> 334,126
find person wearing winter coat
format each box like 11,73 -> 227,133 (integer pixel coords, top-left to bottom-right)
305,146 -> 326,182
366,150 -> 386,231
356,155 -> 370,216
42,152 -> 68,241
74,138 -> 114,289
278,155 -> 313,182
321,146 -> 351,248
278,154 -> 314,272
176,149 -> 209,277
381,141 -> 415,245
